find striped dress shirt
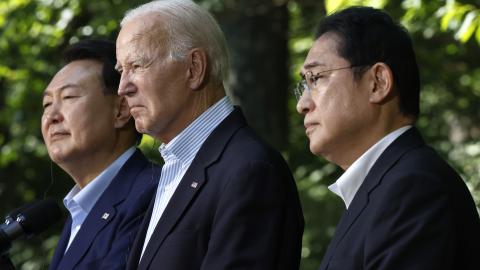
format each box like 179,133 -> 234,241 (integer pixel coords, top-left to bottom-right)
140,96 -> 234,258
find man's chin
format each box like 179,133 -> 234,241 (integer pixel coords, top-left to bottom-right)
48,151 -> 69,165
134,123 -> 146,133
309,141 -> 324,157
134,121 -> 154,137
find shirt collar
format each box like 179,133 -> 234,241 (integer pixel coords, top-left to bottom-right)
63,147 -> 136,213
159,96 -> 234,165
328,126 -> 412,209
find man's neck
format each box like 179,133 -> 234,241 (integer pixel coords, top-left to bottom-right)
157,87 -> 225,143
61,144 -> 133,188
333,117 -> 415,170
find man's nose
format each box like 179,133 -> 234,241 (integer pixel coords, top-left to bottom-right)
118,72 -> 136,97
44,104 -> 64,125
296,92 -> 313,115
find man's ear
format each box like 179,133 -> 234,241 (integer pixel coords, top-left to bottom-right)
368,62 -> 394,104
114,96 -> 131,128
186,48 -> 208,90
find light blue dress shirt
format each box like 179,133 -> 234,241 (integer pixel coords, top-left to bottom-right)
140,96 -> 234,258
63,147 -> 136,251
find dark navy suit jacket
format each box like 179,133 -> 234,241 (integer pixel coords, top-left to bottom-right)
319,128 -> 480,270
126,108 -> 304,270
49,150 -> 159,270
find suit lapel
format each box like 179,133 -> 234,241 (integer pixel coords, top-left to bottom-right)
138,108 -> 246,270
137,164 -> 207,270
320,128 -> 425,269
126,194 -> 156,270
55,150 -> 148,269
49,217 -> 71,270
58,207 -> 117,269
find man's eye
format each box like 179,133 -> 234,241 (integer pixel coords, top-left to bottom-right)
63,95 -> 78,100
132,63 -> 143,70
310,74 -> 325,85
43,102 -> 51,109
307,76 -> 318,85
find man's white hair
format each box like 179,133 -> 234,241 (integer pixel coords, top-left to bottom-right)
121,0 -> 229,84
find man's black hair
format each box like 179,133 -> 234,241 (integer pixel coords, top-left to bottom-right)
316,6 -> 420,118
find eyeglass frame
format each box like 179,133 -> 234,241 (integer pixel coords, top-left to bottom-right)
293,64 -> 368,101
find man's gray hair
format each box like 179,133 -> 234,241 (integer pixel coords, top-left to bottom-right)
121,0 -> 229,84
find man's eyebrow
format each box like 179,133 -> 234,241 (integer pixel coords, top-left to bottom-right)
300,61 -> 326,77
303,61 -> 326,70
43,84 -> 80,97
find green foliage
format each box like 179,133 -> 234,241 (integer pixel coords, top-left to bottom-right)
438,0 -> 480,43
0,0 -> 479,269
325,0 -> 387,13
330,0 -> 480,44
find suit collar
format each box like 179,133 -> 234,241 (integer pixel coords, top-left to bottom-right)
320,127 -> 425,269
362,127 -> 425,194
54,150 -> 149,270
329,126 -> 412,208
159,96 -> 234,165
63,147 -> 137,214
136,108 -> 247,270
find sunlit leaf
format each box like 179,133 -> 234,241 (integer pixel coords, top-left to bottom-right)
455,10 -> 478,42
365,0 -> 388,8
325,0 -> 348,14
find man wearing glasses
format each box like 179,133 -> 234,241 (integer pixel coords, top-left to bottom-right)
295,6 -> 480,270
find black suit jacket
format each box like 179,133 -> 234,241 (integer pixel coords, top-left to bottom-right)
319,128 -> 480,270
127,109 -> 304,270
49,150 -> 159,270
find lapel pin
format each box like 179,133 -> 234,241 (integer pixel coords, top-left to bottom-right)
101,213 -> 110,220
190,181 -> 198,189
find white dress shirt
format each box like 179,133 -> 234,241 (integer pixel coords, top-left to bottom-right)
328,126 -> 412,209
63,147 -> 136,251
140,97 -> 234,258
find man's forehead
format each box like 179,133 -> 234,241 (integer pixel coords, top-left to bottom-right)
117,27 -> 164,60
118,14 -> 164,44
44,61 -> 102,94
301,46 -> 329,74
118,30 -> 149,52
122,11 -> 162,30
301,35 -> 346,73
117,39 -> 156,65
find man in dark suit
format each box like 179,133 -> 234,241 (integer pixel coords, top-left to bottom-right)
295,6 -> 480,270
115,0 -> 304,269
42,39 -> 158,269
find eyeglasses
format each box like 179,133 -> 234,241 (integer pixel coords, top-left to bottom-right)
293,65 -> 363,101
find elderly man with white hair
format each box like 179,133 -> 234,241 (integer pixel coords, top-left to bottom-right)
115,0 -> 304,269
